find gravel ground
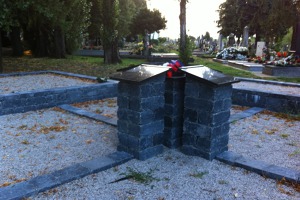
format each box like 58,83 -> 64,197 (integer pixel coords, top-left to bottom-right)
233,81 -> 300,96
0,74 -> 95,94
31,148 -> 299,200
0,108 -> 118,187
0,74 -> 299,199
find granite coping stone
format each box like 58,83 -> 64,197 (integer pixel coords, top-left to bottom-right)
235,77 -> 300,87
229,107 -> 264,123
58,104 -> 117,127
0,151 -> 133,200
216,151 -> 300,183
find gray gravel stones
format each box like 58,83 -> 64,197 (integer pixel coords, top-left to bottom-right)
0,108 -> 118,187
0,74 -> 95,94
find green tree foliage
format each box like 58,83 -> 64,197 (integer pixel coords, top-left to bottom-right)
0,0 -> 28,72
1,0 -> 90,59
130,8 -> 166,36
217,0 -> 298,45
24,0 -> 90,58
130,8 -> 166,56
88,0 -> 102,41
99,0 -> 121,64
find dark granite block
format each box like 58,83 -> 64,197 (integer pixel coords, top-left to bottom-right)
135,145 -> 164,160
51,164 -> 90,185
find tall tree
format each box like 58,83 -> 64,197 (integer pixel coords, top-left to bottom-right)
179,0 -> 187,64
100,0 -> 121,64
20,0 -> 90,58
217,0 -> 297,46
291,0 -> 300,54
130,8 -> 167,56
0,0 -> 16,73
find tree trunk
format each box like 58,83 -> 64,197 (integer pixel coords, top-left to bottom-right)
179,0 -> 187,54
291,21 -> 300,55
112,37 -> 121,63
0,30 -> 3,73
53,26 -> 66,58
143,30 -> 149,57
35,29 -> 49,57
10,26 -> 23,57
104,38 -> 121,64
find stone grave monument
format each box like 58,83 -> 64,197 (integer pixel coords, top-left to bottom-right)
110,65 -> 238,161
256,41 -> 265,57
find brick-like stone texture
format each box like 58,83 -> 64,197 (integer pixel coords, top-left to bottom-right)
117,75 -> 165,160
232,88 -> 300,114
182,75 -> 232,160
0,80 -> 117,116
164,76 -> 185,148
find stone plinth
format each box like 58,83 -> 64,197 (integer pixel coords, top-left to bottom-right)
110,65 -> 168,160
164,76 -> 185,148
180,66 -> 238,160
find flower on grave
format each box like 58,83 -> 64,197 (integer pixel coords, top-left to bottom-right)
277,52 -> 282,57
164,60 -> 183,78
216,47 -> 248,60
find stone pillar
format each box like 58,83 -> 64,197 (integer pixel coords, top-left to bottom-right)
117,75 -> 165,160
218,34 -> 224,51
242,26 -> 249,48
181,74 -> 232,160
164,76 -> 185,148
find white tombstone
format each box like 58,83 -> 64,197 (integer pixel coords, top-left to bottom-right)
256,41 -> 265,57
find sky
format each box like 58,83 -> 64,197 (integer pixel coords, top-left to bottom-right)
147,0 -> 226,40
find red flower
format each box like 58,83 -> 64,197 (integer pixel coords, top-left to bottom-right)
167,70 -> 173,78
283,51 -> 287,57
277,52 -> 282,57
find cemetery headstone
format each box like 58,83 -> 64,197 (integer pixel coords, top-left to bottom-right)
256,41 -> 265,57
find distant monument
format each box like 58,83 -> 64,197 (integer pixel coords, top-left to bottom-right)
242,26 -> 249,47
218,34 -> 224,51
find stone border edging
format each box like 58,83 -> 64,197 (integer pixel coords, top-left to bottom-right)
0,71 -> 118,116
58,104 -> 117,126
216,151 -> 300,184
235,77 -> 300,87
0,151 -> 133,200
229,107 -> 264,123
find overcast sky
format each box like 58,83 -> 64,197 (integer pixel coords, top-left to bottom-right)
147,0 -> 226,39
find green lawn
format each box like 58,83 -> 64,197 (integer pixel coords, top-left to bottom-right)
2,55 -> 300,83
194,57 -> 300,84
2,55 -> 147,78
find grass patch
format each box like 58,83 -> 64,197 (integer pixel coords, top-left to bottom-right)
189,171 -> 209,179
280,134 -> 290,139
193,57 -> 259,78
3,55 -> 300,83
195,57 -> 300,83
117,167 -> 159,185
2,55 -> 146,78
288,149 -> 300,157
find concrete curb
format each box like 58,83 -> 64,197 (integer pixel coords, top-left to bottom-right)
58,104 -> 117,127
0,152 -> 133,200
229,107 -> 264,123
216,151 -> 300,184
